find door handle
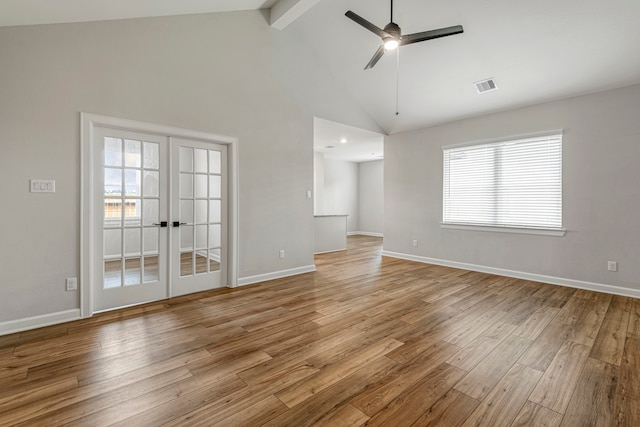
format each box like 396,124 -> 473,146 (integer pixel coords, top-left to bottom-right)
152,221 -> 168,228
173,221 -> 187,227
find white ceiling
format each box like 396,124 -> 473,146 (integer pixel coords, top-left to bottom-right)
314,118 -> 384,163
0,0 -> 277,27
2,0 -> 639,141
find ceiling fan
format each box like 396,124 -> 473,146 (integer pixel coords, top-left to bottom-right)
345,0 -> 464,70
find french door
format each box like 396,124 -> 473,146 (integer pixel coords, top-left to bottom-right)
92,127 -> 227,312
171,138 -> 227,297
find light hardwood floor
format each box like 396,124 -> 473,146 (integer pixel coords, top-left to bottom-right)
1,235 -> 638,426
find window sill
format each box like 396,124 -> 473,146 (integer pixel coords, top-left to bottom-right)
440,223 -> 566,237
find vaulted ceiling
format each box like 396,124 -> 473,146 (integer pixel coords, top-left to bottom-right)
2,0 -> 639,136
289,0 -> 640,134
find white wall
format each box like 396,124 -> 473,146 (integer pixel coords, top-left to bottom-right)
322,159 -> 359,233
358,160 -> 384,235
384,84 -> 640,293
0,10 -> 381,324
314,156 -> 383,235
313,151 -> 325,215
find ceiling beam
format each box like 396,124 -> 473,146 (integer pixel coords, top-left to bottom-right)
269,0 -> 321,30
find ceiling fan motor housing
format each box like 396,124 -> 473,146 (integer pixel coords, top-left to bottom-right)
383,22 -> 401,40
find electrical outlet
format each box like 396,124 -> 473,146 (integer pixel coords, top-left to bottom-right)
412,240 -> 418,247
279,249 -> 285,259
306,190 -> 312,199
66,277 -> 78,291
607,261 -> 618,272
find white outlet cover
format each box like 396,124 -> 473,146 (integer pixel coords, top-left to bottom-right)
66,277 -> 78,290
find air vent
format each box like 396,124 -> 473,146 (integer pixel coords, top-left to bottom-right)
474,78 -> 498,93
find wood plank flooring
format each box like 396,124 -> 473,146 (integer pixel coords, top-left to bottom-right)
1,235 -> 638,426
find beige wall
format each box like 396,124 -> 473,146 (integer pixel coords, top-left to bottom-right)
0,10 -> 381,323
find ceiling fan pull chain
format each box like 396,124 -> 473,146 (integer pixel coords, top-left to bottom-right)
396,47 -> 400,116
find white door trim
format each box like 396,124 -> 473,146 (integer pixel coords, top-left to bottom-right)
80,113 -> 239,318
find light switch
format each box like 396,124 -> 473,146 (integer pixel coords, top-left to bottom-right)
30,179 -> 56,193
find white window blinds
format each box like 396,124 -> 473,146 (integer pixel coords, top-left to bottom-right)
443,132 -> 562,230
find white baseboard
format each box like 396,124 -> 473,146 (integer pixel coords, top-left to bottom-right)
381,250 -> 640,299
314,248 -> 346,254
195,249 -> 221,263
347,231 -> 384,237
0,309 -> 81,336
237,265 -> 316,287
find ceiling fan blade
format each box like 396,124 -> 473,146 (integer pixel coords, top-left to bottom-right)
400,25 -> 464,46
345,10 -> 390,38
364,45 -> 386,70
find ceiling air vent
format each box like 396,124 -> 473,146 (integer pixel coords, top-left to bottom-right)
474,78 -> 498,93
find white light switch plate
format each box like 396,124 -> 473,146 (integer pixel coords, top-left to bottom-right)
30,179 -> 56,193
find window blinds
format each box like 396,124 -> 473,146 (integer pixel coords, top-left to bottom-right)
443,133 -> 562,229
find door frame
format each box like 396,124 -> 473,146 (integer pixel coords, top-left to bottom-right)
80,113 -> 239,318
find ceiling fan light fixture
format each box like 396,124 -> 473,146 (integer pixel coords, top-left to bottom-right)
384,37 -> 399,51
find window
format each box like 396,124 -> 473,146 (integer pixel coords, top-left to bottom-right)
443,132 -> 563,233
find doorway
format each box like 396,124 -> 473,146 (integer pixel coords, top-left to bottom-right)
312,117 -> 385,252
81,114 -> 238,316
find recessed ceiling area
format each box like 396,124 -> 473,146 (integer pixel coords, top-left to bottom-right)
314,117 -> 384,163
